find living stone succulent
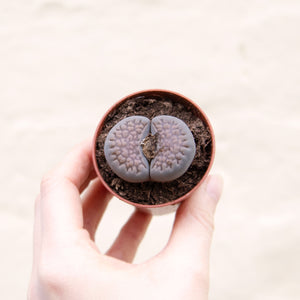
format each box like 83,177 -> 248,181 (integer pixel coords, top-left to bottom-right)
104,115 -> 196,183
104,116 -> 150,183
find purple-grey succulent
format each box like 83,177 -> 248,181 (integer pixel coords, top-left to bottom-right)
104,115 -> 196,183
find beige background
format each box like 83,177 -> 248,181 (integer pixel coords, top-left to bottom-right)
1,0 -> 299,299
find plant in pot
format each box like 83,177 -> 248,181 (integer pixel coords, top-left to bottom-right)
92,90 -> 215,215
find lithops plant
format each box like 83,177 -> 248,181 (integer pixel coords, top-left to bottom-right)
150,115 -> 196,182
104,116 -> 150,183
104,115 -> 196,183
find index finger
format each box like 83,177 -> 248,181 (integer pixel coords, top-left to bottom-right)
52,139 -> 95,190
39,139 -> 96,241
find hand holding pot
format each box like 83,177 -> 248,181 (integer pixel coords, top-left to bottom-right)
28,140 -> 223,300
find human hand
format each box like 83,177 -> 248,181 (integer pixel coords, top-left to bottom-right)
28,140 -> 223,300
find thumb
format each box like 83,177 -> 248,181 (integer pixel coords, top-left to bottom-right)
165,174 -> 223,273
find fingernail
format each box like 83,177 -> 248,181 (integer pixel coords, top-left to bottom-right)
206,174 -> 223,202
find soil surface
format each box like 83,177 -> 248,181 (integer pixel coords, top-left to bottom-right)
95,91 -> 212,205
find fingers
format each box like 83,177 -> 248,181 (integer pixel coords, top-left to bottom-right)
79,169 -> 97,194
53,139 -> 94,190
39,140 -> 95,241
106,210 -> 152,263
82,179 -> 113,240
164,174 -> 223,273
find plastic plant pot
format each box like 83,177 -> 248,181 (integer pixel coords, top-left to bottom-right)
92,90 -> 215,215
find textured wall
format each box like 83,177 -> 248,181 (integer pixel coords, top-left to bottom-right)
1,0 -> 299,299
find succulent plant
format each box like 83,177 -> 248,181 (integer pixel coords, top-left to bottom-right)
104,115 -> 196,183
104,116 -> 150,183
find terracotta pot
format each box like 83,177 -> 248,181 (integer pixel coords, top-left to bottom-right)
92,89 -> 215,215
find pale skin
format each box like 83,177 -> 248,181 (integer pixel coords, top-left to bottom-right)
28,140 -> 223,300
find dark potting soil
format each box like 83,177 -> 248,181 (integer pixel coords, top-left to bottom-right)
95,92 -> 212,205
